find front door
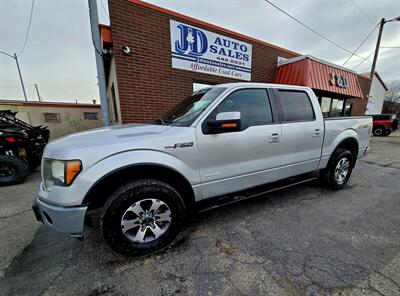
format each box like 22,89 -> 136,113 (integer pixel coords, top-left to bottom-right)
195,88 -> 282,200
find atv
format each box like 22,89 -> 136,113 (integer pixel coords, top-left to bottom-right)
0,111 -> 50,186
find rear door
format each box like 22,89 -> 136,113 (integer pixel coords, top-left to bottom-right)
196,88 -> 282,199
273,88 -> 324,178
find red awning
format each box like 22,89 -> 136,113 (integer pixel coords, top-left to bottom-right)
275,56 -> 363,98
99,24 -> 113,50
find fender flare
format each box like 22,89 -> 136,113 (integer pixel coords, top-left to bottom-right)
323,132 -> 359,168
77,150 -> 199,208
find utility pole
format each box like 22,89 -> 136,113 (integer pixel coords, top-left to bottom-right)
34,83 -> 41,101
370,18 -> 385,79
1,51 -> 28,101
14,53 -> 28,101
370,16 -> 400,79
88,0 -> 110,126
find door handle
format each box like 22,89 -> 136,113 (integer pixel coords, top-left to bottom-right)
313,129 -> 321,137
269,132 -> 280,143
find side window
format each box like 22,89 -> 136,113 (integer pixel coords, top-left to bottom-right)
278,90 -> 315,122
43,113 -> 61,123
83,112 -> 99,120
211,89 -> 273,130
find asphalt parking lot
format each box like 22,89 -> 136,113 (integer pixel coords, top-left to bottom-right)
1,133 -> 399,296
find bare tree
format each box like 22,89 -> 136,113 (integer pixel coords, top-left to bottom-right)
382,80 -> 400,116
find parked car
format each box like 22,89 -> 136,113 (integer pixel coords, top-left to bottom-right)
0,112 -> 50,186
371,114 -> 398,136
32,83 -> 371,255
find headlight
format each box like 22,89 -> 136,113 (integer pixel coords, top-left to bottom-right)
43,159 -> 82,190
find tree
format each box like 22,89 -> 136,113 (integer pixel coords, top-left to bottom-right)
382,80 -> 400,116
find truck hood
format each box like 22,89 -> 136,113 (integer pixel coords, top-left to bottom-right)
44,124 -> 173,160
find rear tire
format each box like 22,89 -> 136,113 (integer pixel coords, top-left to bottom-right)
101,179 -> 186,256
0,155 -> 29,186
373,126 -> 384,136
320,149 -> 353,189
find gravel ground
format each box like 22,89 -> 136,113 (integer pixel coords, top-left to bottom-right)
0,132 -> 399,296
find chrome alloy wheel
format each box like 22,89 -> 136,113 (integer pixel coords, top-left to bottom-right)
334,158 -> 350,185
121,199 -> 172,243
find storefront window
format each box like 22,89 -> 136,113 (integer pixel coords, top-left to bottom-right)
317,96 -> 348,117
320,97 -> 331,118
344,101 -> 352,116
331,99 -> 344,117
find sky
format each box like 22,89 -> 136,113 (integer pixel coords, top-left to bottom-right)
0,0 -> 399,103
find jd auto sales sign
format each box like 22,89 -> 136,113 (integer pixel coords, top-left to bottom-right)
170,20 -> 252,81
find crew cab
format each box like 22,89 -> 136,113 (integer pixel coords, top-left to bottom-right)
32,83 -> 372,255
371,114 -> 398,136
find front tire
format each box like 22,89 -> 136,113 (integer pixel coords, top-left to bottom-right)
101,179 -> 186,256
320,149 -> 353,189
0,155 -> 29,186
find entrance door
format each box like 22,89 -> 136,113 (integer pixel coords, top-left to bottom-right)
196,88 -> 282,200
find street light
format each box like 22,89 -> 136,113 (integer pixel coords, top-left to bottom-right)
0,51 -> 28,101
370,16 -> 400,79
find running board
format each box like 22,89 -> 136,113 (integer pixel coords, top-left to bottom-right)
196,173 -> 318,213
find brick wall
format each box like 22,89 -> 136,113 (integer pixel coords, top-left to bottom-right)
108,0 -> 299,123
352,75 -> 372,116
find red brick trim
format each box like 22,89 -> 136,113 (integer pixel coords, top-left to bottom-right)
127,0 -> 301,57
0,101 -> 101,109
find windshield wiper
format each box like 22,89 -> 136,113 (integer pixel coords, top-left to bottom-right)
154,118 -> 170,125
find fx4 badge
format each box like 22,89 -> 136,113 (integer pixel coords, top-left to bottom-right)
165,142 -> 194,149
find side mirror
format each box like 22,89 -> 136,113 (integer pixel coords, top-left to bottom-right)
207,111 -> 241,134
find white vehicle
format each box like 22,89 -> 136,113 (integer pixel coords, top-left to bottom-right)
32,83 -> 372,255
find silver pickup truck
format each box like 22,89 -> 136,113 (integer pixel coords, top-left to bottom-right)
32,83 -> 372,255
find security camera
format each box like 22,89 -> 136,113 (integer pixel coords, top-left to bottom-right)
122,45 -> 131,55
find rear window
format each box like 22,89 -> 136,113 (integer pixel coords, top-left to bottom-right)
278,90 -> 315,122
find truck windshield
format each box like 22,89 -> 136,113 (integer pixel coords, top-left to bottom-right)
161,87 -> 226,127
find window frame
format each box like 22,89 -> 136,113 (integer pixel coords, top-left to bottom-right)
273,89 -> 316,123
201,87 -> 280,134
83,112 -> 99,121
43,112 -> 61,123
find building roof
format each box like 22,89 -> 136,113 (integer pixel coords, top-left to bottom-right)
360,72 -> 388,91
276,55 -> 364,98
126,0 -> 301,57
0,100 -> 101,109
278,55 -> 358,74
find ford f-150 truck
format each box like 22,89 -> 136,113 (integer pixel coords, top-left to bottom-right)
32,83 -> 372,255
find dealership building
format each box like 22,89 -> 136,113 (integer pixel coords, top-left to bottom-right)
100,0 -> 372,124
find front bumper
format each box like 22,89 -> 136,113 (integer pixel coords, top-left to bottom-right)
32,197 -> 87,238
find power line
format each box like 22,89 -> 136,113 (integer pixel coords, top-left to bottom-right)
18,0 -> 35,57
0,50 -> 15,59
353,50 -> 374,70
342,23 -> 379,66
263,0 -> 370,61
349,0 -> 374,24
351,46 -> 399,72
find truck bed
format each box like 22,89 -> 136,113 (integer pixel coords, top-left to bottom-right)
322,116 -> 372,164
